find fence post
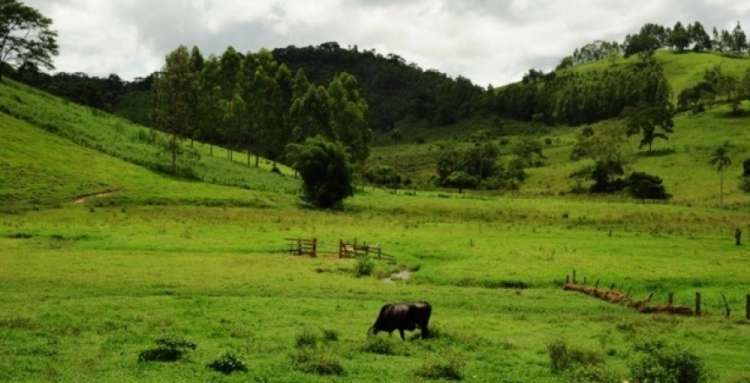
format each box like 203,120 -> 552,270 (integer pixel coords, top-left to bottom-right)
572,269 -> 576,284
746,295 -> 749,320
312,238 -> 317,257
566,275 -> 570,284
668,292 -> 674,307
721,294 -> 731,319
583,277 -> 587,285
695,292 -> 701,317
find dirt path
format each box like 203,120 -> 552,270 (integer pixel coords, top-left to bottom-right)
73,189 -> 120,204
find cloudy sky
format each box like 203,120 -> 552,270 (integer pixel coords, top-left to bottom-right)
25,0 -> 750,86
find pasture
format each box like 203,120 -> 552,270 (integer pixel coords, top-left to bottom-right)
1,183 -> 750,381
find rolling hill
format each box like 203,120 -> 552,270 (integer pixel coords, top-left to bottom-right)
371,50 -> 750,208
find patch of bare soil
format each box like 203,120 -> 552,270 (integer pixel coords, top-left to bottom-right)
73,189 -> 120,204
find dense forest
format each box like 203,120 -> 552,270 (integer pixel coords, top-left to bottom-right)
272,42 -> 485,130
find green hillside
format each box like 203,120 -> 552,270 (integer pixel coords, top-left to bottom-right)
0,79 -> 299,209
569,50 -> 750,101
372,51 -> 750,208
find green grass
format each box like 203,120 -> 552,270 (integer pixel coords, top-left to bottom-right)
2,67 -> 750,381
0,79 -> 299,203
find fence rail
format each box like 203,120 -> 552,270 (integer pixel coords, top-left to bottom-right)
286,238 -> 317,257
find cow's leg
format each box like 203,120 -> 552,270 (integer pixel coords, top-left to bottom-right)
420,324 -> 430,339
399,329 -> 405,341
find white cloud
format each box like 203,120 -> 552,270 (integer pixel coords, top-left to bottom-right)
22,0 -> 750,85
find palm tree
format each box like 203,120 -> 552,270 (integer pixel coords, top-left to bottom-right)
709,142 -> 732,207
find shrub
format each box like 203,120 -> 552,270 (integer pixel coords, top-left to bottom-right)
743,159 -> 750,177
444,171 -> 479,193
362,337 -> 397,355
286,136 -> 353,208
512,137 -> 545,167
322,329 -> 339,342
292,349 -> 344,376
365,165 -> 402,190
547,340 -> 603,373
742,177 -> 750,193
354,256 -> 375,277
207,351 -> 248,374
627,172 -> 670,199
630,340 -> 712,383
415,136 -> 426,144
416,353 -> 465,380
138,337 -> 196,362
544,137 -> 553,145
567,365 -> 622,383
295,330 -> 319,349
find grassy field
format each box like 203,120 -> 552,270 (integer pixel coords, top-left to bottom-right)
2,61 -> 750,381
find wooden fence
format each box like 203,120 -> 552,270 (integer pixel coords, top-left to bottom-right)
564,269 -> 750,319
284,238 -> 394,262
286,238 -> 317,257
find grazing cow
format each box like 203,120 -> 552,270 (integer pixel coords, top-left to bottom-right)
369,301 -> 431,340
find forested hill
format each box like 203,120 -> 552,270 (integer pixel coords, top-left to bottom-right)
5,42 -> 487,132
272,42 -> 484,130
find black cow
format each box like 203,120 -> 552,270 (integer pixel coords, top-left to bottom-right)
368,301 -> 431,340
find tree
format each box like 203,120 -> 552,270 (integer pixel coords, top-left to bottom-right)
327,72 -> 371,162
0,0 -> 58,81
669,22 -> 690,52
153,46 -> 196,174
286,136 -> 354,208
444,171 -> 478,194
512,137 -> 545,167
364,165 -> 402,191
627,172 -> 670,199
731,22 -> 748,55
709,142 -> 732,207
390,127 -> 402,144
195,56 -> 223,156
689,22 -> 712,52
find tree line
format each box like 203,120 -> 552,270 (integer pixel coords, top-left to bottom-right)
622,21 -> 747,57
153,45 -> 372,174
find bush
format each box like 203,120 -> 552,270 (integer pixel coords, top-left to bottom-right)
365,165 -> 402,189
743,159 -> 750,177
547,340 -> 604,373
568,365 -> 622,383
742,177 -> 750,193
415,136 -> 426,144
207,351 -> 248,374
295,330 -> 319,348
138,337 -> 197,363
416,353 -> 465,380
292,349 -> 345,376
355,256 -> 374,277
444,171 -> 478,193
627,172 -> 671,199
286,136 -> 354,208
322,329 -> 339,342
630,340 -> 712,383
362,337 -> 397,355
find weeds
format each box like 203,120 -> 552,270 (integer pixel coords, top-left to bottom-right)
138,337 -> 196,363
416,352 -> 465,380
207,351 -> 248,374
291,349 -> 344,376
